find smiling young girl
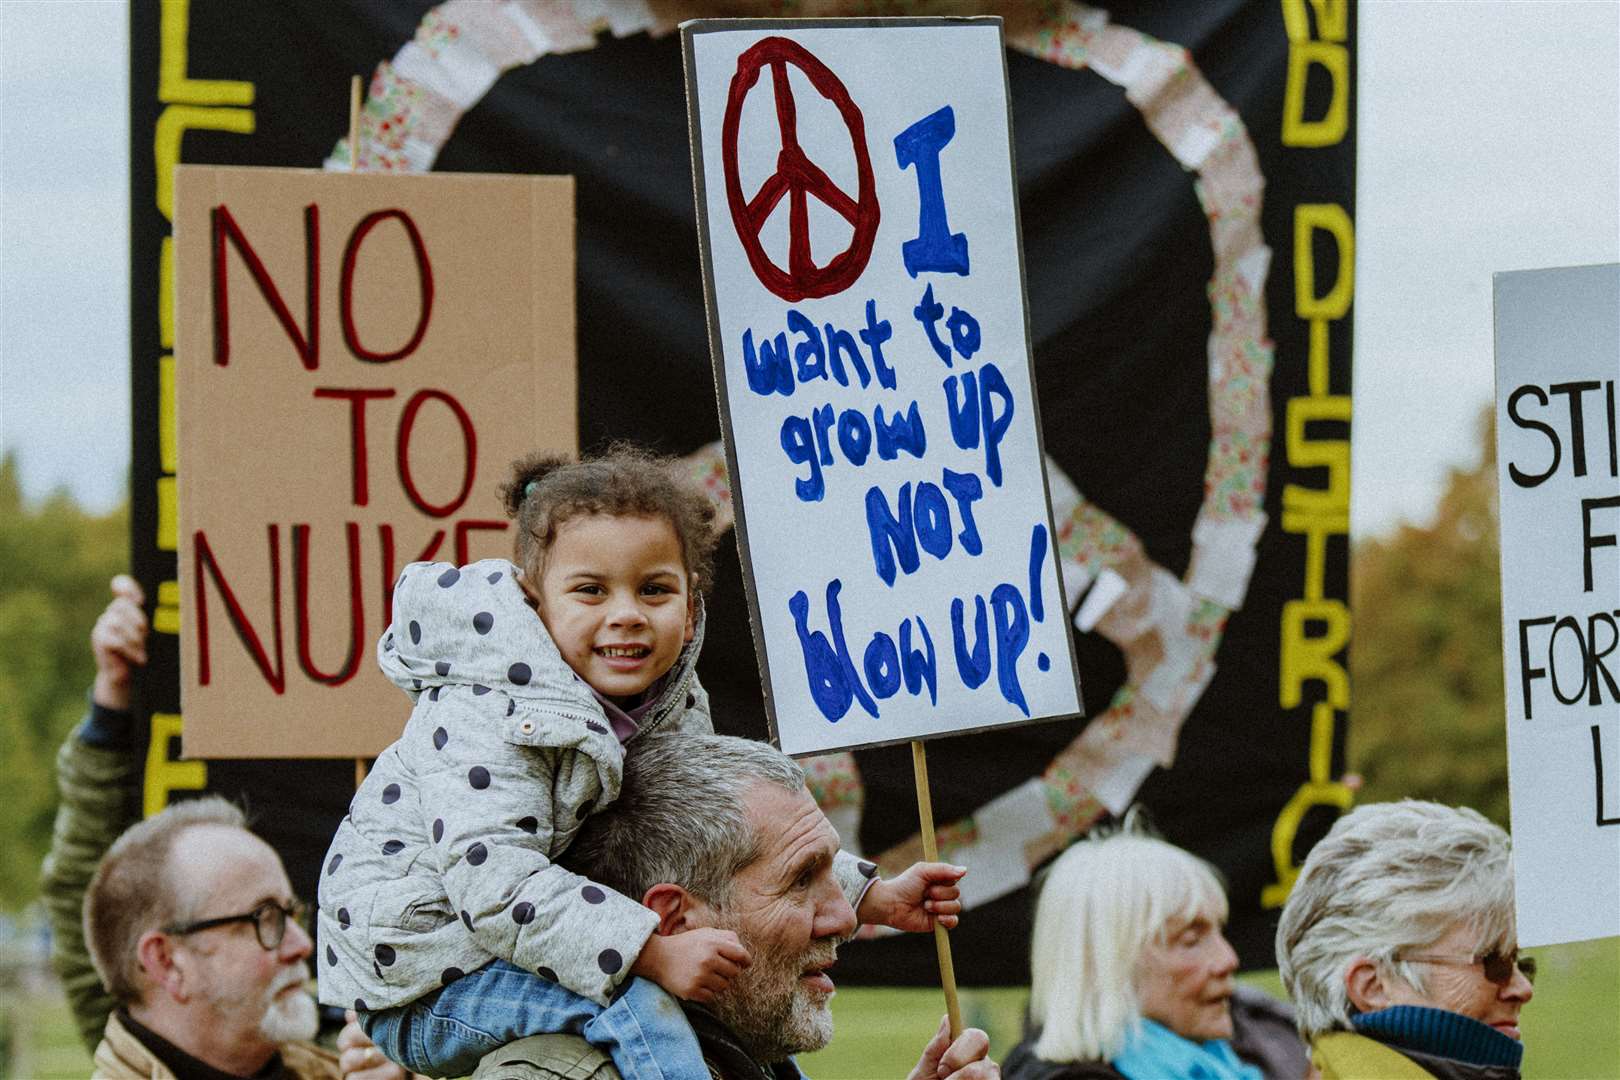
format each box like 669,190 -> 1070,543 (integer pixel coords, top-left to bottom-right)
317,445 -> 962,1080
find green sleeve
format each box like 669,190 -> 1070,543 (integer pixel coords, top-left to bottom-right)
39,724 -> 142,1054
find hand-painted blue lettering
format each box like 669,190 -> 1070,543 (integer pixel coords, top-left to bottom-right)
912,481 -> 952,560
979,361 -> 1015,486
863,632 -> 902,699
946,306 -> 981,360
941,469 -> 984,555
788,580 -> 877,722
874,401 -> 928,461
861,299 -> 896,390
945,371 -> 979,450
743,328 -> 793,396
951,594 -> 991,689
893,106 -> 970,278
836,409 -> 873,466
914,284 -> 951,365
812,403 -> 836,466
900,617 -> 939,705
780,415 -> 824,502
991,583 -> 1031,715
826,324 -> 870,389
1027,523 -> 1048,622
866,482 -> 919,587
788,310 -> 828,384
789,588 -> 850,720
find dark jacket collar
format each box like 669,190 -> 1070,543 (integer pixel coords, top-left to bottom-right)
681,1004 -> 804,1080
1352,1006 -> 1524,1072
118,1008 -> 292,1080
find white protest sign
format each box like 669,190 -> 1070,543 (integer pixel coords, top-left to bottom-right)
1494,263 -> 1620,947
683,18 -> 1082,756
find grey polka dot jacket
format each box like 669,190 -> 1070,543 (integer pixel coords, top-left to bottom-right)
316,559 -> 872,1014
316,558 -> 707,1012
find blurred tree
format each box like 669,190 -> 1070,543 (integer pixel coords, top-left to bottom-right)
0,453 -> 127,910
1350,407 -> 1509,826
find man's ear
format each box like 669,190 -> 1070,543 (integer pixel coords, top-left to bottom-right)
136,930 -> 189,1004
1344,956 -> 1393,1014
642,883 -> 707,936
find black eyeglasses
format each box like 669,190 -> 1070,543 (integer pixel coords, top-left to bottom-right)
163,898 -> 308,951
1398,948 -> 1536,987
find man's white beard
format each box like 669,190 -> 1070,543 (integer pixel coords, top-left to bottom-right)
255,966 -> 319,1044
709,920 -> 836,1062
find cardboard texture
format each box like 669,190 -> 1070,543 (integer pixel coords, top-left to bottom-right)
683,19 -> 1082,756
1493,262 -> 1620,947
175,165 -> 575,758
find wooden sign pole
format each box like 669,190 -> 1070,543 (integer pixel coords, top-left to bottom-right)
911,739 -> 963,1039
348,72 -> 370,793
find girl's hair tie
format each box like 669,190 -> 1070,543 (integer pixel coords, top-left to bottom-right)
524,480 -> 539,498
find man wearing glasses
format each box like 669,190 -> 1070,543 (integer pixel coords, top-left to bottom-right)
42,577 -> 407,1079
82,796 -> 334,1077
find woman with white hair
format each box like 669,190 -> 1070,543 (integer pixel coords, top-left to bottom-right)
1276,800 -> 1534,1079
1003,824 -> 1306,1080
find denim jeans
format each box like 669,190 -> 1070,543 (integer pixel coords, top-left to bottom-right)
361,960 -> 708,1080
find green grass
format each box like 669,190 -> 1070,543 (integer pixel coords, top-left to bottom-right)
4,939 -> 1615,1079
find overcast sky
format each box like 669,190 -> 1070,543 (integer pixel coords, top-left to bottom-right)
2,0 -> 1617,538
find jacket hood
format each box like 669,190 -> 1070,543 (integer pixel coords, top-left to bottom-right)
378,558 -> 706,730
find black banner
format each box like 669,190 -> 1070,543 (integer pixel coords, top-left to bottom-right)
129,0 -> 1353,979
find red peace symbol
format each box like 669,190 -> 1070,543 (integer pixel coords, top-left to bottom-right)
721,37 -> 880,303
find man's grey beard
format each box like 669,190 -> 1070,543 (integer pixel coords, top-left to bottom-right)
708,917 -> 837,1063
256,966 -> 319,1044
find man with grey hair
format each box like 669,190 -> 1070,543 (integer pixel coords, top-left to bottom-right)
1276,800 -> 1534,1079
82,794 -> 336,1078
473,732 -> 998,1080
43,576 -> 406,1080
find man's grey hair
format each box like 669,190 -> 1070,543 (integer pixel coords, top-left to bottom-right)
565,732 -> 805,908
1276,800 -> 1515,1040
85,796 -> 249,1005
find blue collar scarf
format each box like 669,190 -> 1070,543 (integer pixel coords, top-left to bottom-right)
1111,1019 -> 1263,1080
1352,1006 -> 1524,1069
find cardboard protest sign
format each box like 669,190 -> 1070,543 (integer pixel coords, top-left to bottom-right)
174,165 -> 574,758
1494,263 -> 1620,947
683,18 -> 1082,756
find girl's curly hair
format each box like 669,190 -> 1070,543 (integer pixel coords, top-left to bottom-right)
499,443 -> 719,593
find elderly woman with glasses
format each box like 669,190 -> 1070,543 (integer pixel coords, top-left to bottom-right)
1003,824 -> 1307,1080
1276,800 -> 1535,1079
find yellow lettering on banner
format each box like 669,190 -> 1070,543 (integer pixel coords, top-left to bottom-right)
1268,2 -> 1355,911
144,712 -> 207,818
159,237 -> 175,349
160,355 -> 177,473
1283,394 -> 1352,514
1281,506 -> 1346,602
155,579 -> 182,636
154,105 -> 255,222
1280,598 -> 1350,709
1294,205 -> 1354,319
1281,0 -> 1348,43
157,476 -> 178,552
1262,701 -> 1356,906
1283,41 -> 1348,148
159,0 -> 253,107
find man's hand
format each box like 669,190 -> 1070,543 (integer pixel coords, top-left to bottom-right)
337,1010 -> 416,1080
90,575 -> 147,711
857,862 -> 965,932
907,1016 -> 998,1080
631,927 -> 752,1003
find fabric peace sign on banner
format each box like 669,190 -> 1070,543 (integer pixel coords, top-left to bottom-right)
721,36 -> 880,302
